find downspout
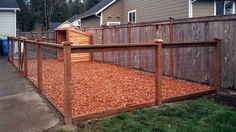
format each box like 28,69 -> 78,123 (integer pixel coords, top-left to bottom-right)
189,0 -> 193,18
95,12 -> 103,26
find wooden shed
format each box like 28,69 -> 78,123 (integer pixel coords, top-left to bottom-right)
55,28 -> 92,62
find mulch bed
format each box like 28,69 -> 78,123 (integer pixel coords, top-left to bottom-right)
27,59 -> 211,118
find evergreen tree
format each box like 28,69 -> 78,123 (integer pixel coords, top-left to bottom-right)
16,0 -> 98,31
16,0 -> 34,31
68,0 -> 86,15
51,0 -> 70,22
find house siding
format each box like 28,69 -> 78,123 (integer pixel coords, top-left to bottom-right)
123,0 -> 189,24
192,0 -> 214,17
102,0 -> 123,25
81,15 -> 100,28
0,11 -> 16,37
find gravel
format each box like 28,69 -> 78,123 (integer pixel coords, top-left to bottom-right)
26,60 -> 210,118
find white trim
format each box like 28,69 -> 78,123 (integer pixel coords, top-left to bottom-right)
0,8 -> 20,11
14,11 -> 16,36
214,0 -> 217,16
188,0 -> 193,18
95,0 -> 117,15
100,12 -> 103,26
107,21 -> 120,26
233,1 -> 236,14
128,10 -> 136,23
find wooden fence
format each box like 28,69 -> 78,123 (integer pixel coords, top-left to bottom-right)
86,15 -> 236,90
8,36 -> 219,124
17,15 -> 236,89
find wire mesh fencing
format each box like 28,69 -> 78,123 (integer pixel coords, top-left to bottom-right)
26,40 -> 38,86
71,47 -> 157,118
163,47 -> 214,85
12,39 -> 19,68
41,46 -> 65,113
7,36 -> 220,124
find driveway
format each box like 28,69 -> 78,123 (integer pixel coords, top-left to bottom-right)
0,58 -> 60,132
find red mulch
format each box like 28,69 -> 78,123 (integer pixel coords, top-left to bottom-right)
27,60 -> 210,118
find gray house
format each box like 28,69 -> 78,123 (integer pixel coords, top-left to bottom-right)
75,0 -> 236,28
0,0 -> 20,37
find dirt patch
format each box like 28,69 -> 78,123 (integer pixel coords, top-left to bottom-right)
207,89 -> 236,111
27,60 -> 211,118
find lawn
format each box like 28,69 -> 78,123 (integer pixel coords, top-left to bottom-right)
78,99 -> 236,132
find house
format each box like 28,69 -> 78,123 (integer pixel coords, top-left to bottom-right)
80,0 -> 123,28
48,22 -> 62,31
78,0 -> 236,28
67,14 -> 81,28
56,15 -> 81,30
0,0 -> 20,37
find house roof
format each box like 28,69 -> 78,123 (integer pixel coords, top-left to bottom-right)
67,14 -> 82,23
80,0 -> 116,19
0,0 -> 20,10
65,0 -> 116,23
49,22 -> 62,30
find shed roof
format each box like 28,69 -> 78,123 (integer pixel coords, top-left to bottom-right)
0,0 -> 20,10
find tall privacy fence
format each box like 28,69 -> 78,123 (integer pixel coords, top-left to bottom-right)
86,15 -> 236,90
18,15 -> 236,89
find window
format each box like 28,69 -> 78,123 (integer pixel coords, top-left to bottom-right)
225,0 -> 234,14
128,10 -> 136,23
216,0 -> 235,15
107,22 -> 121,26
77,21 -> 81,28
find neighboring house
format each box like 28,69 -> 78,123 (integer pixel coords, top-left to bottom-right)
0,0 -> 20,37
80,0 -> 123,28
48,22 -> 62,31
67,14 -> 81,28
56,15 -> 81,30
77,0 -> 236,28
56,21 -> 72,29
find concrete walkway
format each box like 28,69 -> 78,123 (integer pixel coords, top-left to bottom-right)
0,58 -> 60,132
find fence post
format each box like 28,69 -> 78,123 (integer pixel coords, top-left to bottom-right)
154,39 -> 163,105
127,24 -> 132,68
90,35 -> 94,61
42,36 -> 46,42
63,41 -> 72,124
213,38 -> 221,89
23,38 -> 28,77
11,38 -> 14,65
169,17 -> 174,77
18,37 -> 22,71
36,39 -> 43,91
101,26 -> 105,62
7,37 -> 10,61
